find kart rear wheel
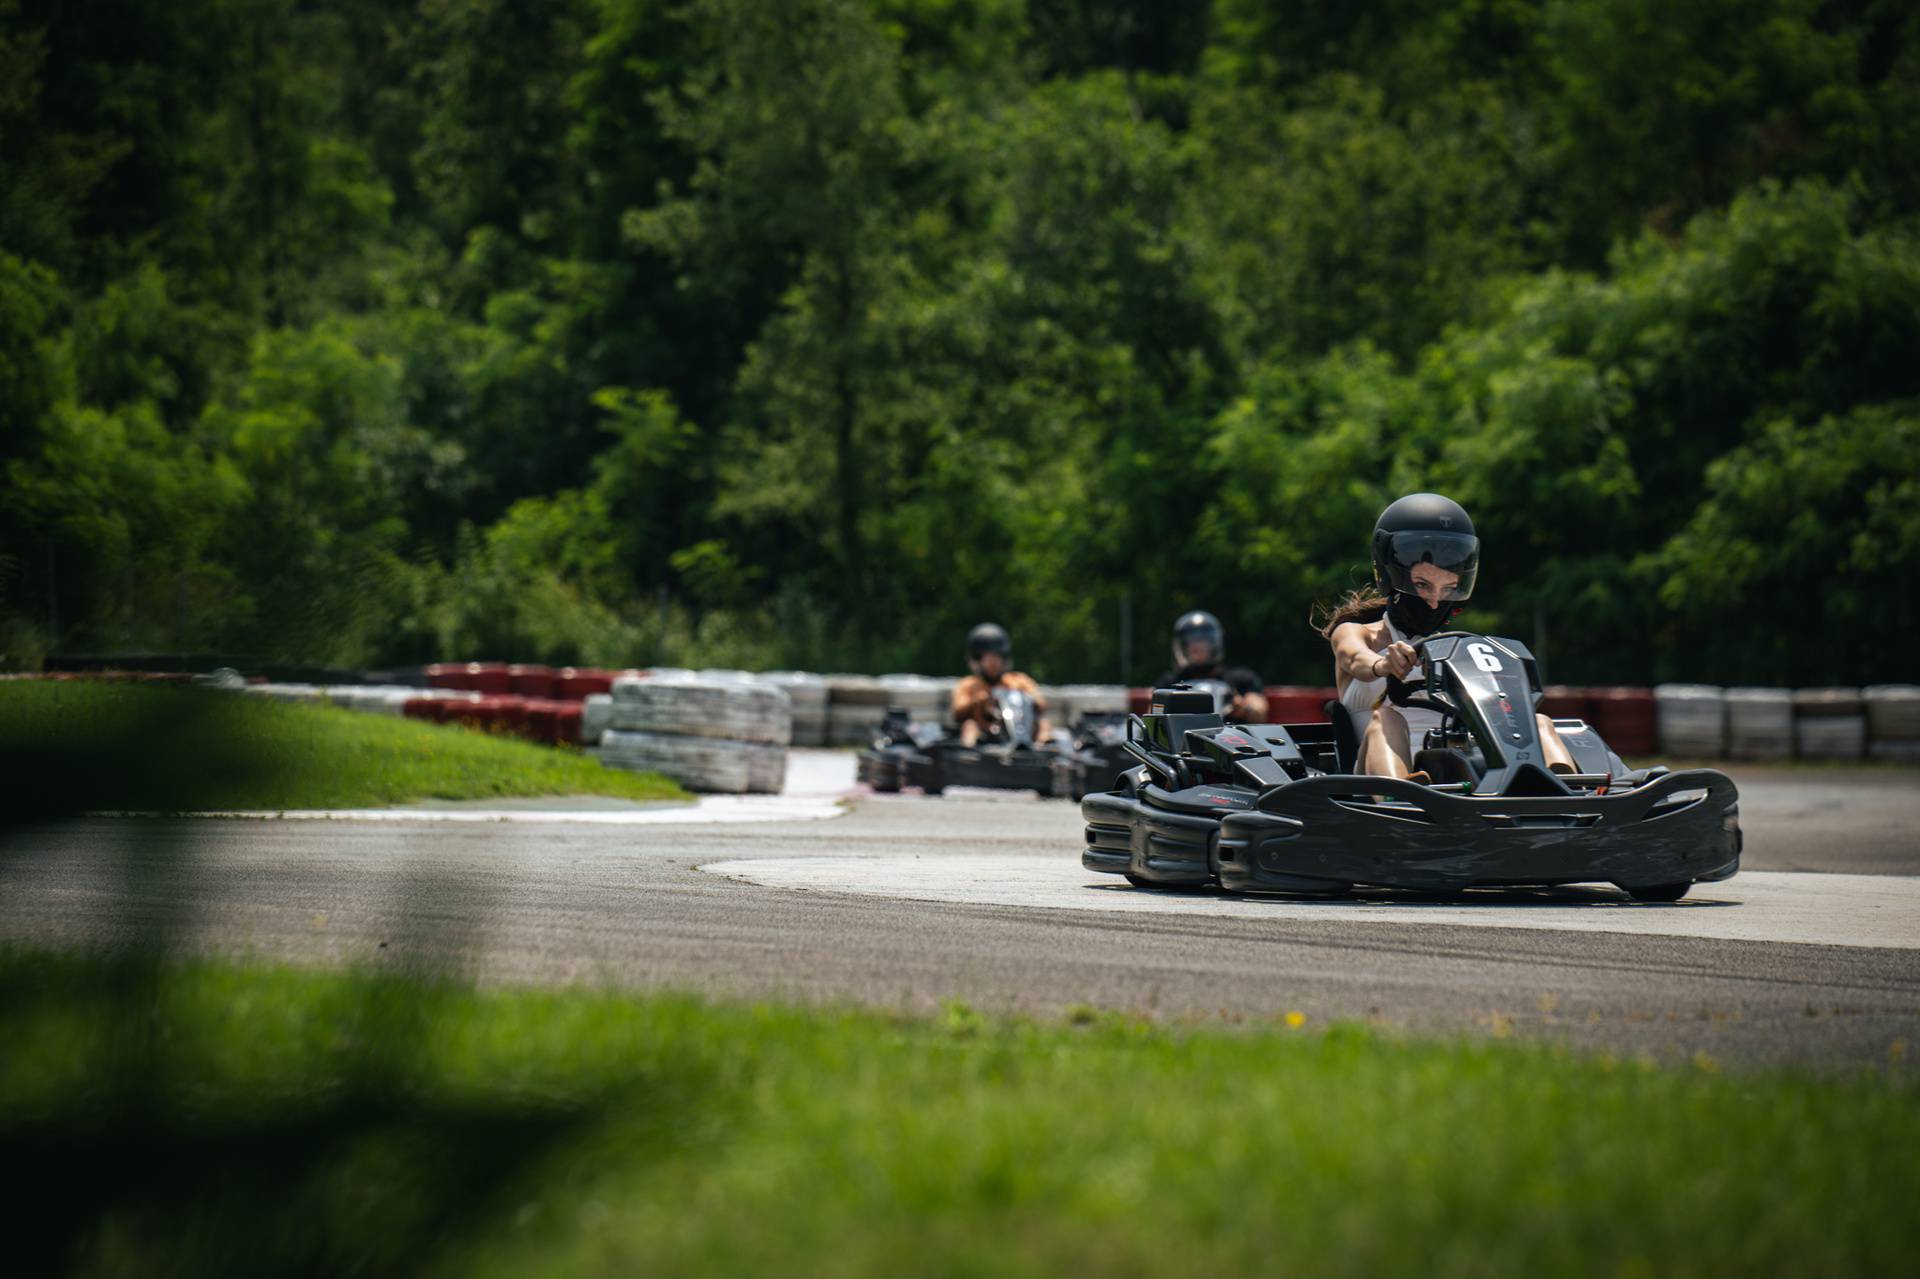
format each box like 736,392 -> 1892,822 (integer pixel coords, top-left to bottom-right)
869,762 -> 900,794
1624,881 -> 1691,902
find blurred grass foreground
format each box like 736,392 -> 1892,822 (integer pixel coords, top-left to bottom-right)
2,949 -> 1913,1278
0,681 -> 685,813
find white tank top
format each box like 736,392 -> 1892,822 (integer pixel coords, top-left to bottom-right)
1336,615 -> 1444,743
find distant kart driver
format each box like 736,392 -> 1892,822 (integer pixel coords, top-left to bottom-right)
1321,493 -> 1575,781
1154,610 -> 1269,722
950,622 -> 1052,747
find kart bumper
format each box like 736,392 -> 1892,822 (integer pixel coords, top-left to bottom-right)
1084,770 -> 1741,894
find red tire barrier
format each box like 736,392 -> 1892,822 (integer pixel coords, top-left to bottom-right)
425,663 -> 476,691
554,667 -> 614,699
1127,688 -> 1151,717
402,697 -> 446,723
482,694 -> 528,732
554,701 -> 584,744
1589,686 -> 1658,755
520,698 -> 562,745
1538,685 -> 1593,722
441,698 -> 492,730
508,663 -> 556,697
466,662 -> 512,695
1263,686 -> 1335,724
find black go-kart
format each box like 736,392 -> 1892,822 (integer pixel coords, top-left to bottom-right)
859,685 -> 1059,796
1081,631 -> 1740,901
1048,712 -> 1147,801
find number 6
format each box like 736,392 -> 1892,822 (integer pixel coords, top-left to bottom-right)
1467,642 -> 1503,673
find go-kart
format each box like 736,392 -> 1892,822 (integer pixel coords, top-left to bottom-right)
858,685 -> 1058,796
1048,712 -> 1145,801
1081,631 -> 1740,901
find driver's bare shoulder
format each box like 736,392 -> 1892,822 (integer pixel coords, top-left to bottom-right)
1330,619 -> 1387,651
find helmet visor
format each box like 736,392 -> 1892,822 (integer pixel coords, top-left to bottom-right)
1380,531 -> 1479,601
1174,619 -> 1222,666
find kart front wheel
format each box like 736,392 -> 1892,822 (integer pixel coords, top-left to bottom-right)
1623,881 -> 1691,902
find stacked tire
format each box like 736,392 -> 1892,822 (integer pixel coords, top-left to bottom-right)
826,675 -> 889,745
1864,685 -> 1920,763
600,673 -> 791,793
764,672 -> 829,745
1724,687 -> 1794,760
1057,684 -> 1129,720
880,674 -> 953,725
581,692 -> 614,746
1794,688 -> 1866,761
1654,684 -> 1727,758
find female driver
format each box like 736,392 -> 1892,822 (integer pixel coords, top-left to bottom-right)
1320,493 -> 1574,780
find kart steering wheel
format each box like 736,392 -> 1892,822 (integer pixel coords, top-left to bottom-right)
1382,634 -> 1458,716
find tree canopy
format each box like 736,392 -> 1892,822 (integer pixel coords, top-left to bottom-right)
3,0 -> 1916,684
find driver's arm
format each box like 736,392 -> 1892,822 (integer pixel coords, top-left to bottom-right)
950,676 -> 991,724
1331,622 -> 1415,683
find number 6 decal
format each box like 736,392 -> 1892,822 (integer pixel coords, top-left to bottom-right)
1467,642 -> 1503,673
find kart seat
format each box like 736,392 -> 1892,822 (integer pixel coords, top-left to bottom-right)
1324,700 -> 1358,773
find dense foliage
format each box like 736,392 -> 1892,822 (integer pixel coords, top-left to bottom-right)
3,0 -> 1916,684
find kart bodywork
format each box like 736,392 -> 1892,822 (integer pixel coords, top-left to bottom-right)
859,686 -> 1064,796
1081,633 -> 1741,900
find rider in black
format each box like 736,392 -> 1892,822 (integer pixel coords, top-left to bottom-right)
1153,610 -> 1269,722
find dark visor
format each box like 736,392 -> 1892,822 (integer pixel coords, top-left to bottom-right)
1381,531 -> 1479,600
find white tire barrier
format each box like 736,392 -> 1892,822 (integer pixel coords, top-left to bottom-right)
1863,685 -> 1920,738
1794,688 -> 1866,761
1724,687 -> 1794,760
597,729 -> 787,794
1654,684 -> 1726,758
826,675 -> 888,744
582,692 -> 613,745
609,674 -> 791,745
1057,684 -> 1129,717
763,672 -> 828,746
879,674 -> 953,723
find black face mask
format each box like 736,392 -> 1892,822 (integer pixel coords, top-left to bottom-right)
1387,592 -> 1457,638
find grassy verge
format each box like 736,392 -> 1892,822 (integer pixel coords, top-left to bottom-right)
4,949 -> 1912,1278
0,682 -> 685,810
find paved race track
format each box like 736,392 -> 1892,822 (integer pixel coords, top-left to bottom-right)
1,756 -> 1914,1072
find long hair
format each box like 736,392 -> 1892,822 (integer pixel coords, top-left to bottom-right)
1311,584 -> 1388,639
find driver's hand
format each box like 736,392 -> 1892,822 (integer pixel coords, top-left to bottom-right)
1376,642 -> 1418,680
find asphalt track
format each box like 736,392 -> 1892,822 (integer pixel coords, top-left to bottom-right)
1,753 -> 1915,1072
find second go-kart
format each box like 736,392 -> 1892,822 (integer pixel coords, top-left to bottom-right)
859,685 -> 1058,796
1081,631 -> 1740,901
1048,712 -> 1145,801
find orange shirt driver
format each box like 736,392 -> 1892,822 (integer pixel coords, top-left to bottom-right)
951,622 -> 1052,746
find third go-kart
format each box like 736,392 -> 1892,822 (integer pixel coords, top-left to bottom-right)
1081,631 -> 1740,901
859,685 -> 1058,796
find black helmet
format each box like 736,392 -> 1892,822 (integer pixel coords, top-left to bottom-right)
966,621 -> 1012,667
1171,610 -> 1224,669
1371,493 -> 1479,635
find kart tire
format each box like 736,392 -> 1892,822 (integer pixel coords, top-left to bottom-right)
870,759 -> 901,793
1623,881 -> 1691,902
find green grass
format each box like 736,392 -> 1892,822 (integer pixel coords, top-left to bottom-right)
0,681 -> 685,810
3,949 -> 1912,1278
